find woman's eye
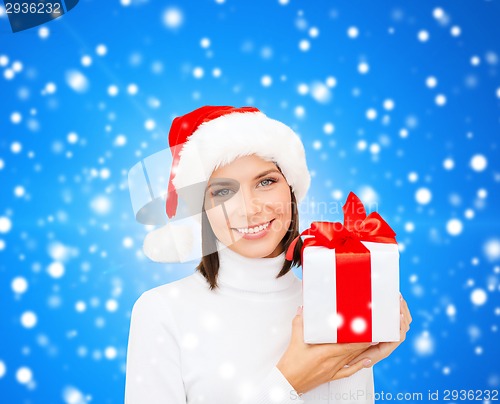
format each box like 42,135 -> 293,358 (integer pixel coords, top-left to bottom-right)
259,178 -> 277,187
209,178 -> 276,197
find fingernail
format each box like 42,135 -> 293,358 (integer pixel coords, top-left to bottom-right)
401,313 -> 404,319
400,293 -> 403,301
370,341 -> 379,345
296,305 -> 303,315
363,359 -> 372,367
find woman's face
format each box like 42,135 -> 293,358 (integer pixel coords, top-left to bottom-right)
204,154 -> 292,259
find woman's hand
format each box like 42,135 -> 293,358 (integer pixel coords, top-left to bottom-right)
346,294 -> 412,368
276,306 -> 375,396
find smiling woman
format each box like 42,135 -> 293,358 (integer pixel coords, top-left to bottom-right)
205,159 -> 290,251
124,106 -> 410,404
199,155 -> 301,289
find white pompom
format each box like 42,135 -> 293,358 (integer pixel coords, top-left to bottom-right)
143,222 -> 194,263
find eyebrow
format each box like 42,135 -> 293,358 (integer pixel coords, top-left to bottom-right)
207,169 -> 281,188
253,168 -> 281,180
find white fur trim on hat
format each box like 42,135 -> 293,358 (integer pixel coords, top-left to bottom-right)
172,111 -> 310,202
143,221 -> 196,263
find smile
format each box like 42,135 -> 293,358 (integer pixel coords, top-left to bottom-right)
233,219 -> 274,234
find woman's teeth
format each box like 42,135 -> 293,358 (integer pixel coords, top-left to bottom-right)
235,221 -> 271,234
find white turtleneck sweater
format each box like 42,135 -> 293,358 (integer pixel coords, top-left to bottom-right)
125,242 -> 374,404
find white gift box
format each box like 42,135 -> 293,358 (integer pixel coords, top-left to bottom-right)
302,241 -> 400,344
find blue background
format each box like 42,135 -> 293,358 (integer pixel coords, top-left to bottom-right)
1,0 -> 499,402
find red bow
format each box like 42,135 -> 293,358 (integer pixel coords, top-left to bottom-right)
286,192 -> 396,261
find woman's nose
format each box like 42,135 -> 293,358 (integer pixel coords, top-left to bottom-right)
234,188 -> 263,217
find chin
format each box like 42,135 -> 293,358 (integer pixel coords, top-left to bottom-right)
228,234 -> 285,259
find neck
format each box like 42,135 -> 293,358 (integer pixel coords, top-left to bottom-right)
214,239 -> 296,293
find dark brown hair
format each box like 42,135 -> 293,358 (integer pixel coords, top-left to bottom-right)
196,185 -> 304,291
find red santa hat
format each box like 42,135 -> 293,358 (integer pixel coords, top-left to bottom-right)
143,105 -> 311,263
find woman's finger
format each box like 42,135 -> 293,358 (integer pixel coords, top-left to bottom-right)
346,343 -> 395,368
400,311 -> 409,331
402,315 -> 409,333
315,341 -> 373,360
406,304 -> 413,324
400,298 -> 412,325
334,357 -> 373,379
401,298 -> 412,323
402,303 -> 412,326
399,315 -> 408,340
400,312 -> 411,339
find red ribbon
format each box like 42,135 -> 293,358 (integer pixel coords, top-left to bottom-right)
286,192 -> 397,342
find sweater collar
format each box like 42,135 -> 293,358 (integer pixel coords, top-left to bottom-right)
215,240 -> 296,293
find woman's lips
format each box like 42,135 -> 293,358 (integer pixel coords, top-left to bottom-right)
231,219 -> 275,240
